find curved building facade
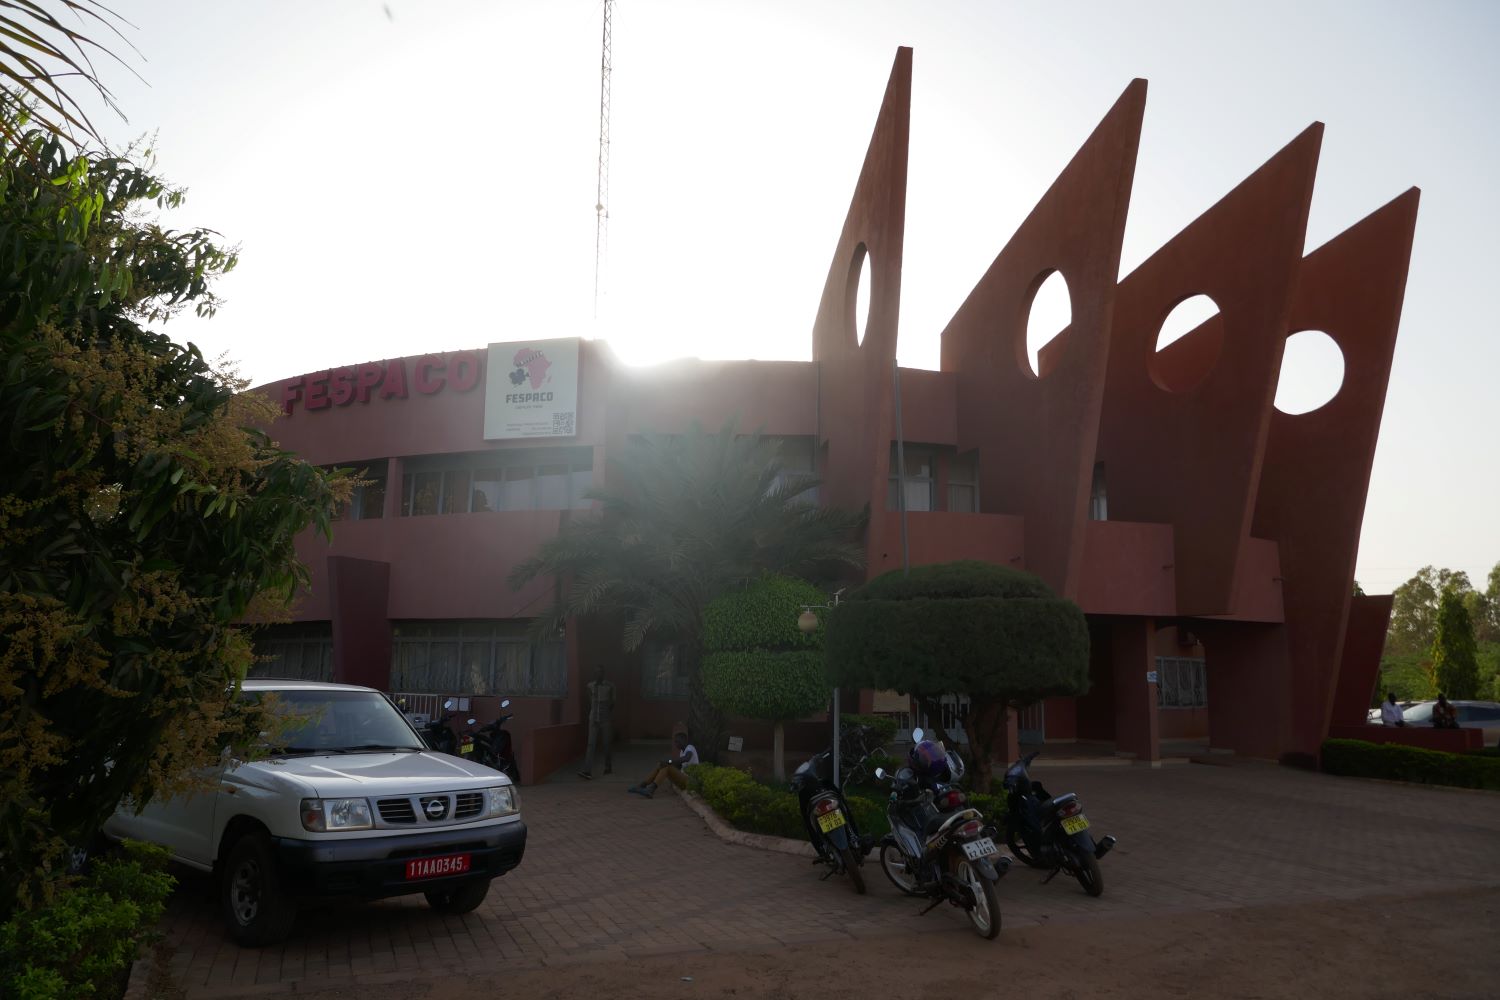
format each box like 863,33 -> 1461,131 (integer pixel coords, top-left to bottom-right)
252,48 -> 1450,783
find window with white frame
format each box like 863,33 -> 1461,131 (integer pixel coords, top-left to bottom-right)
640,640 -> 691,700
887,444 -> 935,512
390,621 -> 567,697
399,447 -> 594,516
1156,656 -> 1206,708
949,451 -> 979,513
250,623 -> 333,681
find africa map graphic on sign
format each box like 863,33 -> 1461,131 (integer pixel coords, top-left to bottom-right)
509,348 -> 552,389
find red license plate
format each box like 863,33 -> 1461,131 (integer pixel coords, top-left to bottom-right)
403,853 -> 472,880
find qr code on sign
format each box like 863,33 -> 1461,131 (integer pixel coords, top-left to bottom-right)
551,411 -> 576,436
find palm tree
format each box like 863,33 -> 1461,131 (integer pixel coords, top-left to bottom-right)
0,2 -> 137,150
509,420 -> 866,760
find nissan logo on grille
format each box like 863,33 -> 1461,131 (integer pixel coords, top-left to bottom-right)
422,797 -> 448,820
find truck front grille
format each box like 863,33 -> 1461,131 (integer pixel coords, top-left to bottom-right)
454,792 -> 484,820
377,798 -> 417,824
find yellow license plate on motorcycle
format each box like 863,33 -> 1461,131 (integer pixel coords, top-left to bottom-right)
1061,814 -> 1089,835
460,742 -> 475,755
816,810 -> 846,834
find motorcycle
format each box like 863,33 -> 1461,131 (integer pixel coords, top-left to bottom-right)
1001,750 -> 1117,897
874,730 -> 1010,940
473,698 -> 519,781
789,724 -> 877,894
416,698 -> 460,755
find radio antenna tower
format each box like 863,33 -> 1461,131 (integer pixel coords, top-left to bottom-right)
593,0 -> 613,318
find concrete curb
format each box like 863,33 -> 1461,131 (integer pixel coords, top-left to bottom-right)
676,789 -> 815,857
1319,771 -> 1500,796
122,944 -> 153,1000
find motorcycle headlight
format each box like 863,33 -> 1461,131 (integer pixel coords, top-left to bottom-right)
486,785 -> 518,818
300,798 -> 373,832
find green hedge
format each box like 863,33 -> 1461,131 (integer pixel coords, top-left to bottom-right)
0,840 -> 175,1000
840,713 -> 898,747
703,649 -> 828,723
854,560 -> 1054,601
685,763 -> 1006,842
1321,739 -> 1500,790
826,596 -> 1090,700
703,576 -> 827,653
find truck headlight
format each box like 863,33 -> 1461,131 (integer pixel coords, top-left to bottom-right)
300,798 -> 373,831
486,785 -> 518,817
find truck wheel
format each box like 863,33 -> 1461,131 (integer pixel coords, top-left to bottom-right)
424,878 -> 490,914
221,832 -> 297,946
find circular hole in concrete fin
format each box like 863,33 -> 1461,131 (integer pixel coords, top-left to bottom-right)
1274,329 -> 1344,415
848,243 -> 872,346
1022,269 -> 1072,378
1149,294 -> 1223,393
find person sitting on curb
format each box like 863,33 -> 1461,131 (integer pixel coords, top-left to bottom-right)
627,732 -> 699,798
1380,691 -> 1405,727
1433,692 -> 1459,729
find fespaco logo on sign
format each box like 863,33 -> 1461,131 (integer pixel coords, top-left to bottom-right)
278,351 -> 484,415
483,338 -> 580,440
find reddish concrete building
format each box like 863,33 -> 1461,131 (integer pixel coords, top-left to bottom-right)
251,49 -> 1451,783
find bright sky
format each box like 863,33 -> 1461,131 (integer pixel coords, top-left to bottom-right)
88,0 -> 1498,596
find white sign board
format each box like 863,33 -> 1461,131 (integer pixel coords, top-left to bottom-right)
483,337 -> 580,440
1146,671 -> 1159,685
727,736 -> 744,752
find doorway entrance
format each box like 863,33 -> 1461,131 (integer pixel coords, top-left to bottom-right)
1018,701 -> 1045,744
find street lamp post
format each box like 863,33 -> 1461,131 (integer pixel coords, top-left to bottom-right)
798,588 -> 846,786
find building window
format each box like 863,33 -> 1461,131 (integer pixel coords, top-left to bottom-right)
640,641 -> 690,700
390,621 -> 567,697
250,623 -> 333,681
768,436 -> 819,504
1090,461 -> 1108,521
887,444 -> 934,512
330,463 -> 387,520
949,451 -> 979,513
400,447 -> 594,516
1156,656 -> 1206,708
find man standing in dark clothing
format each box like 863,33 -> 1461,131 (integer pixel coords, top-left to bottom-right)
579,665 -> 615,779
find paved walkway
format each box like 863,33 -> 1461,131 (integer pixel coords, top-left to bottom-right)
159,747 -> 1500,998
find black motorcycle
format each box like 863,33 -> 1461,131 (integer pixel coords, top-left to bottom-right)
874,733 -> 1009,940
415,698 -> 459,755
473,698 -> 519,781
1002,750 -> 1116,897
789,724 -> 876,894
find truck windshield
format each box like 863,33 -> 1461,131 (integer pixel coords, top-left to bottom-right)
255,689 -> 425,753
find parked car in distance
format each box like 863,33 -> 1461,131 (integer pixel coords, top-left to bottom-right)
1366,700 -> 1418,724
1401,700 -> 1500,737
104,679 -> 525,946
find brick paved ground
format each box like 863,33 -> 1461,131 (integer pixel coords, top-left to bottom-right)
159,747 -> 1500,998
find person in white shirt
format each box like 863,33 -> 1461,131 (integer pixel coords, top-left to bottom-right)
627,732 -> 699,798
1380,691 -> 1406,727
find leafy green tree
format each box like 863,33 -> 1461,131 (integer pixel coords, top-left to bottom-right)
1387,566 -> 1473,656
1431,589 -> 1479,700
1461,561 -> 1500,645
701,576 -> 829,781
1375,651 -> 1434,704
824,561 -> 1089,792
1353,580 -> 1365,597
509,421 -> 865,761
0,108 -> 340,916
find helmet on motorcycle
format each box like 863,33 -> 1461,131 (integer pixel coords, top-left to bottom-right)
908,739 -> 951,782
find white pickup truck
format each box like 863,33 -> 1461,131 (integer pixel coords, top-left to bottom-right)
105,679 -> 526,946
